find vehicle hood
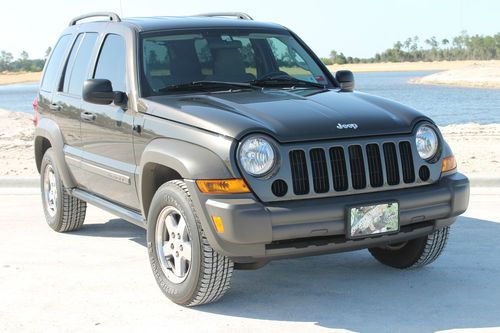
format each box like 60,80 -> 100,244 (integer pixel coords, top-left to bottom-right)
142,89 -> 431,143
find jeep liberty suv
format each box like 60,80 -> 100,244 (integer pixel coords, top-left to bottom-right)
34,12 -> 470,306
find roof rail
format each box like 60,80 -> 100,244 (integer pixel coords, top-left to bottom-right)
69,12 -> 121,26
197,12 -> 253,20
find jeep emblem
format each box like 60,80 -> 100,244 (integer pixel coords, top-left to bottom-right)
337,123 -> 358,129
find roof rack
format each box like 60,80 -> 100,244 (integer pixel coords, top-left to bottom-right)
69,12 -> 121,26
197,12 -> 253,20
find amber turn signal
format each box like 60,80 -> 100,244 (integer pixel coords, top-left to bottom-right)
211,216 -> 225,233
196,179 -> 250,194
441,155 -> 457,173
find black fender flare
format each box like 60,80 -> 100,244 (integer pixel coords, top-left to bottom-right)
138,138 -> 234,216
34,118 -> 76,188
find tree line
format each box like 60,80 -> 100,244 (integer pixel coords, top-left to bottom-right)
0,47 -> 51,72
321,31 -> 499,65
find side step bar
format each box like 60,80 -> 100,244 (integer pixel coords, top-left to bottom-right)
70,188 -> 146,228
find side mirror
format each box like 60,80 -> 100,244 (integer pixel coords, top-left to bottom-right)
335,70 -> 355,92
83,79 -> 127,108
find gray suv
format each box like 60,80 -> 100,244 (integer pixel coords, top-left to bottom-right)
34,12 -> 470,306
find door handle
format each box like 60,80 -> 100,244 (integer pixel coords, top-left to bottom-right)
80,111 -> 96,122
49,103 -> 61,111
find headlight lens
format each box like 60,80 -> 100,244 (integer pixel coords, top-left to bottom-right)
416,125 -> 439,160
239,136 -> 276,176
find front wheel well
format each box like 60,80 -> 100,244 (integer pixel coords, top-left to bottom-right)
35,136 -> 52,173
141,163 -> 182,218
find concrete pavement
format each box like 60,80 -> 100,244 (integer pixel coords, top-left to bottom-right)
1,187 -> 499,332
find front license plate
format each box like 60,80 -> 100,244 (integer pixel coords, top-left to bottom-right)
348,202 -> 399,239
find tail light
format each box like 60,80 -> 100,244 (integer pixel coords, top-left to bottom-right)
32,97 -> 38,127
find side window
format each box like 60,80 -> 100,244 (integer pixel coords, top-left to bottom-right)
40,35 -> 71,92
62,34 -> 84,92
94,34 -> 126,92
63,32 -> 98,96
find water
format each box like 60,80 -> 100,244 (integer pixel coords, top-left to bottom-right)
0,72 -> 499,125
355,71 -> 500,126
0,83 -> 38,113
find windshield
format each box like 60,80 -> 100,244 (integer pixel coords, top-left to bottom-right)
139,29 -> 333,96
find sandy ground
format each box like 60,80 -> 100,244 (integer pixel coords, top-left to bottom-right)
411,61 -> 500,89
0,187 -> 499,332
0,109 -> 37,176
327,60 -> 495,73
0,72 -> 41,85
1,108 -> 498,178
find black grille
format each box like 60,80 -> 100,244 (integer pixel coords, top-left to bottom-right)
289,150 -> 309,195
383,143 -> 400,185
399,141 -> 415,183
348,145 -> 366,189
285,140 -> 418,197
329,147 -> 348,191
366,144 -> 383,187
310,148 -> 329,193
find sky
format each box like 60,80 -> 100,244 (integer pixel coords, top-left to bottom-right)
0,0 -> 498,59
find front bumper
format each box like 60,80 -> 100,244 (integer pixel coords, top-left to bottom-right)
186,172 -> 469,262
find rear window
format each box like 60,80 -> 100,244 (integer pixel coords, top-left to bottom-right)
40,35 -> 71,92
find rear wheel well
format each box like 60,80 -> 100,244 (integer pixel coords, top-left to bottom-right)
141,163 -> 182,218
35,136 -> 52,173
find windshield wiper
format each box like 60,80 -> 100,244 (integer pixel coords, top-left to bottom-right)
250,76 -> 326,89
159,80 -> 257,93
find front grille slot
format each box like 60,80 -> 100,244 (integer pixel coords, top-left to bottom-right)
348,145 -> 366,189
383,143 -> 400,185
289,150 -> 309,195
329,147 -> 348,191
309,148 -> 329,193
399,141 -> 415,183
366,144 -> 383,187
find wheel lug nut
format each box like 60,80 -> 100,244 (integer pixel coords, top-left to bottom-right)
175,251 -> 179,257
179,245 -> 183,251
177,233 -> 181,239
170,243 -> 174,249
171,232 -> 175,238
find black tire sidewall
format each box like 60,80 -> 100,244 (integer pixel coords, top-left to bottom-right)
369,236 -> 427,269
147,182 -> 203,305
40,148 -> 64,231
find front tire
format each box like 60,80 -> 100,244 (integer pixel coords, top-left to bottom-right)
369,226 -> 450,269
40,148 -> 87,232
147,180 -> 233,306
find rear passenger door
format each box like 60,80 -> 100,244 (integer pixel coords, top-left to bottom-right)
80,33 -> 139,210
51,32 -> 98,185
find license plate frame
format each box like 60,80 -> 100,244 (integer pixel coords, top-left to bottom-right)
347,202 -> 400,239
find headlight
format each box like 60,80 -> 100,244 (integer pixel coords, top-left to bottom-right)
416,125 -> 439,160
239,136 -> 276,176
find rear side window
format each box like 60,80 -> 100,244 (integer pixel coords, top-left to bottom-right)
94,34 -> 126,92
63,32 -> 98,96
40,35 -> 71,92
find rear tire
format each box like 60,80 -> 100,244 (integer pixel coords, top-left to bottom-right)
369,226 -> 450,269
147,180 -> 233,306
40,148 -> 87,232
